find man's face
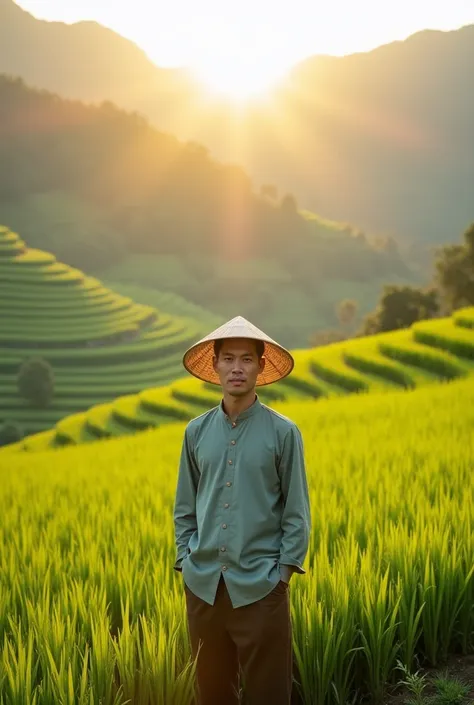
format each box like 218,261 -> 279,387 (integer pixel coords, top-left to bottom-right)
213,338 -> 265,397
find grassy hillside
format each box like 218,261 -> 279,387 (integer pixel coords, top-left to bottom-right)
8,306 -> 474,452
0,226 -> 208,436
96,252 -> 409,347
100,281 -> 224,331
1,373 -> 472,703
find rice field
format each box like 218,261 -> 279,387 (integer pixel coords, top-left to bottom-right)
9,304 -> 474,453
0,375 -> 473,704
0,227 -> 207,435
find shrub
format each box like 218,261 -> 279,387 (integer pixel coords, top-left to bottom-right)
17,357 -> 55,408
0,421 -> 24,446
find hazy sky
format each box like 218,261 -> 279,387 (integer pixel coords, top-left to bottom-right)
15,1 -> 474,98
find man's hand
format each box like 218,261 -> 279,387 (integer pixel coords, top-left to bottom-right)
280,564 -> 295,584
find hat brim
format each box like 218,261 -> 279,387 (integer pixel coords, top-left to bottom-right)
183,336 -> 294,386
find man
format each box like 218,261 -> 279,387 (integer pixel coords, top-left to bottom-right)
173,315 -> 311,705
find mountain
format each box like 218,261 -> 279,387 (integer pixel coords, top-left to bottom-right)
0,0 -> 197,109
1,1 -> 473,246
264,25 -> 474,245
0,75 -> 412,348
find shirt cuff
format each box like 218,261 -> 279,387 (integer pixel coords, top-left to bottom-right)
279,554 -> 306,576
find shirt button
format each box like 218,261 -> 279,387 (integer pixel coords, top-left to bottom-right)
232,422 -> 237,428
226,481 -> 232,487
228,460 -> 233,465
231,440 -> 236,445
222,523 -> 227,529
224,503 -> 230,508
222,565 -> 227,570
221,546 -> 226,552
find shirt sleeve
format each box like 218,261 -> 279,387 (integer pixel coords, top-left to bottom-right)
173,425 -> 200,572
278,424 -> 311,575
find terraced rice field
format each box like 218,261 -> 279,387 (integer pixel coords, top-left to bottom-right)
8,303 -> 474,452
0,227 -> 204,435
0,375 -> 473,704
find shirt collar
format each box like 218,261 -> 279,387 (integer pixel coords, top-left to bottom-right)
220,395 -> 262,424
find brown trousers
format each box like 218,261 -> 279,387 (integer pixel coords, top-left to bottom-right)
184,574 -> 293,705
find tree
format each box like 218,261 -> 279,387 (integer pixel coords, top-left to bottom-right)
260,184 -> 278,201
337,299 -> 358,330
280,193 -> 298,215
0,422 -> 24,447
17,357 -> 55,408
435,222 -> 474,311
360,285 -> 439,335
309,329 -> 346,347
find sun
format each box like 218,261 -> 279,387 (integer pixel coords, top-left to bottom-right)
191,59 -> 285,104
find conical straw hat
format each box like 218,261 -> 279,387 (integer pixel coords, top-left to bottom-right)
183,315 -> 294,386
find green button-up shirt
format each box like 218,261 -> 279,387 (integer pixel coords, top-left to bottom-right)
173,395 -> 311,608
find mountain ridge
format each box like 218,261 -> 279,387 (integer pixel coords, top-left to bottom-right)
0,0 -> 197,104
1,0 -> 473,245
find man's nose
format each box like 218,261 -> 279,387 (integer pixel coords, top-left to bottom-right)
232,360 -> 244,373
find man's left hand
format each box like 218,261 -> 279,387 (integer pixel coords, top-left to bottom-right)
280,564 -> 295,584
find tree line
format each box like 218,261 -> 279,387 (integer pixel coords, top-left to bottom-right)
317,223 -> 474,344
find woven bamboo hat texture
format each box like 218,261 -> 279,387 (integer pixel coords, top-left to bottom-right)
183,315 -> 294,386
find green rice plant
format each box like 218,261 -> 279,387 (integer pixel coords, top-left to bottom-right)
1,627 -> 39,705
0,226 -> 25,245
102,281 -> 224,334
453,307 -> 474,330
171,387 -> 221,409
2,325 -> 198,367
1,267 -> 84,285
379,341 -> 468,380
84,405 -> 114,438
357,564 -> 402,703
343,350 -> 416,389
17,429 -> 56,452
55,412 -> 94,445
2,376 -> 472,702
2,306 -> 157,333
0,324 -> 141,345
291,548 -> 361,704
0,260 -> 67,275
413,320 -> 474,361
277,351 -> 327,398
0,241 -> 26,256
139,388 -> 194,422
0,284 -> 118,303
394,570 -> 426,671
112,396 -> 161,430
310,358 -> 369,393
419,531 -> 474,666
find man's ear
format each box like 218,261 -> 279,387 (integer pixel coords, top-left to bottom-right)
212,355 -> 218,373
259,356 -> 266,374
